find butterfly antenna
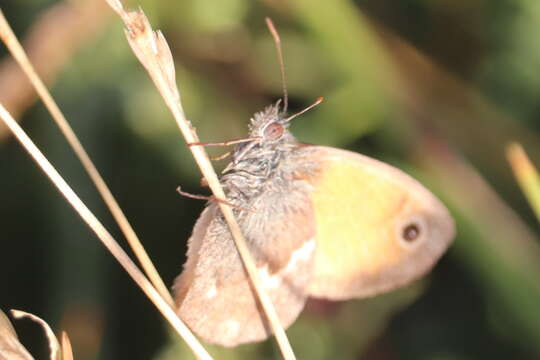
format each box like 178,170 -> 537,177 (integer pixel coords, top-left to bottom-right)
284,96 -> 324,123
265,17 -> 288,113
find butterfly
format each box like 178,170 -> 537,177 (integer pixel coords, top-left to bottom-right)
172,19 -> 455,347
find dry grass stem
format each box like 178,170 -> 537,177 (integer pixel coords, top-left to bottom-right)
105,0 -> 296,358
507,142 -> 540,221
0,1 -> 110,140
0,104 -> 212,360
0,9 -> 174,307
61,332 -> 73,360
0,309 -> 33,360
11,310 -> 60,360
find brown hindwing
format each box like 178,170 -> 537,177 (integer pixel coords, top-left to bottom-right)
173,174 -> 317,346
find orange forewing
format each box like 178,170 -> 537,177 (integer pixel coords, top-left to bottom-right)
305,147 -> 455,299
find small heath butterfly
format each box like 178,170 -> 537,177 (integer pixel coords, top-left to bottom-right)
173,19 -> 455,347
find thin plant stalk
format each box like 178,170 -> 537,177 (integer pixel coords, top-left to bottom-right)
507,142 -> 540,221
0,309 -> 33,360
0,9 -> 174,307
61,332 -> 74,360
104,1 -> 296,358
0,104 -> 213,360
11,310 -> 60,360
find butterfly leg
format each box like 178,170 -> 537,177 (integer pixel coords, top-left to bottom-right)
176,186 -> 253,212
187,136 -> 261,148
210,151 -> 231,161
189,137 -> 256,164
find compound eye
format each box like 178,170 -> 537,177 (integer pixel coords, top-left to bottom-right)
264,122 -> 284,140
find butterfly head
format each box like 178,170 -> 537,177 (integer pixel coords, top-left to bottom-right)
249,100 -> 293,144
227,101 -> 294,166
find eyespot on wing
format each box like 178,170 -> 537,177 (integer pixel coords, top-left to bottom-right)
304,146 -> 455,300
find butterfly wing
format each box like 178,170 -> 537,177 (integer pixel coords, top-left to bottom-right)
303,146 -> 455,300
173,186 -> 316,347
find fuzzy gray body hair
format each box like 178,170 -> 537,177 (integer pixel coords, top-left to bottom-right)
221,104 -> 300,204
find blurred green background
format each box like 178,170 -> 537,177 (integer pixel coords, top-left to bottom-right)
1,0 -> 540,359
